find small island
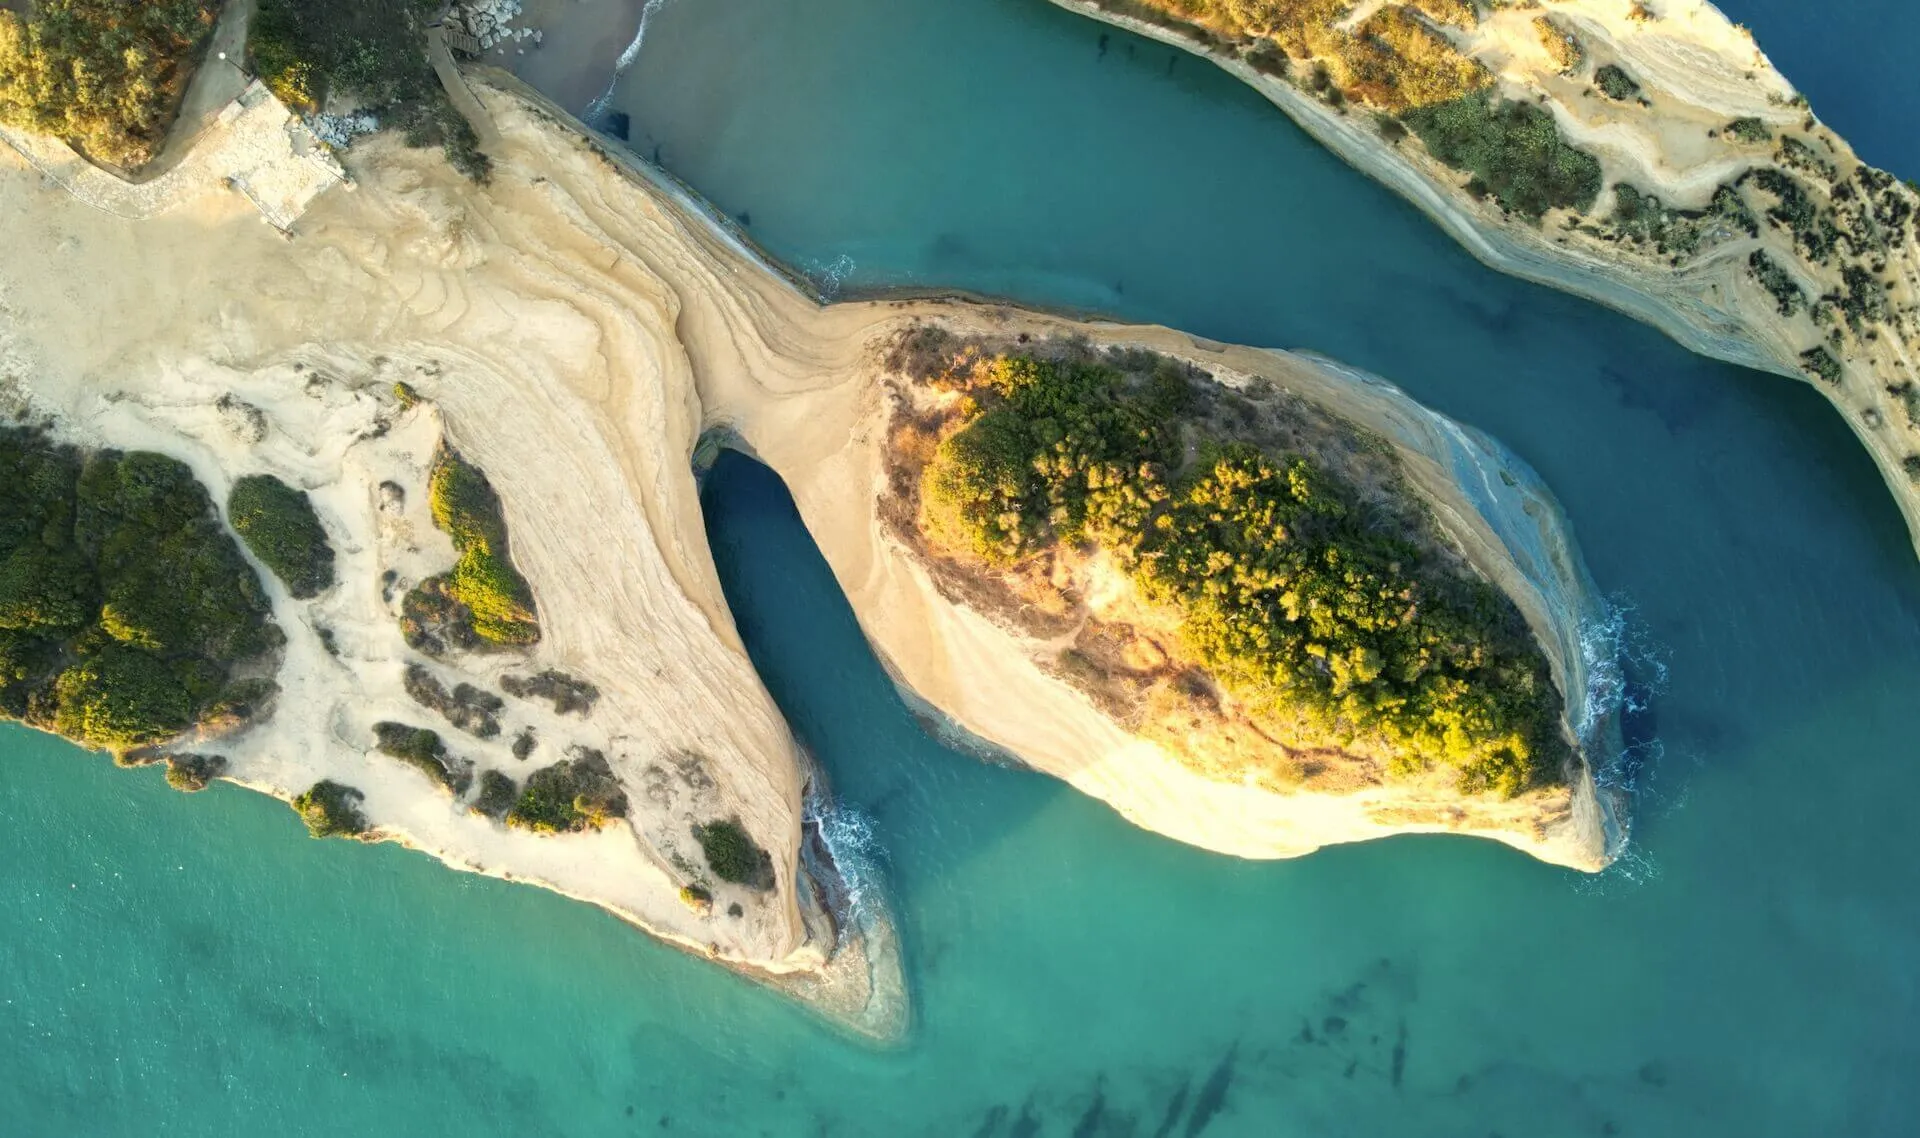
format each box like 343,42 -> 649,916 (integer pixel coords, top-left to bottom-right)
892,332 -> 1566,801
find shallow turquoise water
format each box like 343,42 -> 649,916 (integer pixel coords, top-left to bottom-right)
7,0 -> 1920,1134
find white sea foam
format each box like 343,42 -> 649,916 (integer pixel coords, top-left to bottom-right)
586,0 -> 678,122
805,254 -> 857,301
805,792 -> 887,930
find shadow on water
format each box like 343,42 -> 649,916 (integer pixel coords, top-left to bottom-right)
697,453 -> 1061,933
698,452 -> 1458,1135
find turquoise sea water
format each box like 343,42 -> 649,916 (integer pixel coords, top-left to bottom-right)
7,1 -> 1920,1134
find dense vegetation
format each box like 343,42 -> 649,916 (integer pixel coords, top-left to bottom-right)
1608,183 -> 1709,259
249,0 -> 489,180
1,429 -> 280,753
1403,94 -> 1603,219
506,748 -> 626,834
918,354 -> 1565,795
1126,0 -> 1485,110
406,447 -> 540,650
1749,167 -> 1841,265
1800,346 -> 1842,385
293,779 -> 368,838
227,474 -> 336,599
0,0 -> 216,166
694,819 -> 774,889
403,662 -> 503,737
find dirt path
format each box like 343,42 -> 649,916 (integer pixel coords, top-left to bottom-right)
429,25 -> 502,149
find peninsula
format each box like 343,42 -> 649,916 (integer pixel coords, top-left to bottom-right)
1,7 -> 1618,1030
1048,0 -> 1920,557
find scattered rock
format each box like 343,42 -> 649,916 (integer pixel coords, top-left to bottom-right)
216,394 -> 268,443
162,752 -> 228,793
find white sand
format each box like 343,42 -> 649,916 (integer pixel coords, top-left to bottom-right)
1047,0 -> 1920,562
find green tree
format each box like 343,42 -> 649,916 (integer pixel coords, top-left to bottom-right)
228,474 -> 337,599
52,646 -> 193,750
0,0 -> 216,166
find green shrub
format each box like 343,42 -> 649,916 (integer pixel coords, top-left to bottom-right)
1609,183 -> 1704,257
228,474 -> 336,599
1751,168 -> 1839,263
1712,183 -> 1760,238
292,779 -> 368,838
426,448 -> 540,647
1747,250 -> 1806,316
0,429 -> 278,753
249,0 -> 490,180
1533,15 -> 1583,74
163,752 -> 227,793
1800,346 -> 1843,385
1120,0 -> 1485,111
471,769 -> 517,819
1777,136 -> 1837,183
694,819 -> 774,889
1725,117 -> 1771,144
372,720 -> 457,791
52,646 -> 193,750
1594,64 -> 1641,101
506,748 -> 626,833
1403,94 -> 1602,219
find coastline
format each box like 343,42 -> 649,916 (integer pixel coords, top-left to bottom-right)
434,73 -> 1629,869
0,56 -> 1626,1050
0,81 -> 908,1038
1039,0 -> 1920,561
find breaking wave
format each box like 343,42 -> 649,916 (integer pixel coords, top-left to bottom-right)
586,0 -> 678,123
803,785 -> 888,932
1572,593 -> 1671,881
803,253 -> 858,301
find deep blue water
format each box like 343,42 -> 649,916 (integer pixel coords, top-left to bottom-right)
1715,0 -> 1920,178
5,0 -> 1920,1134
